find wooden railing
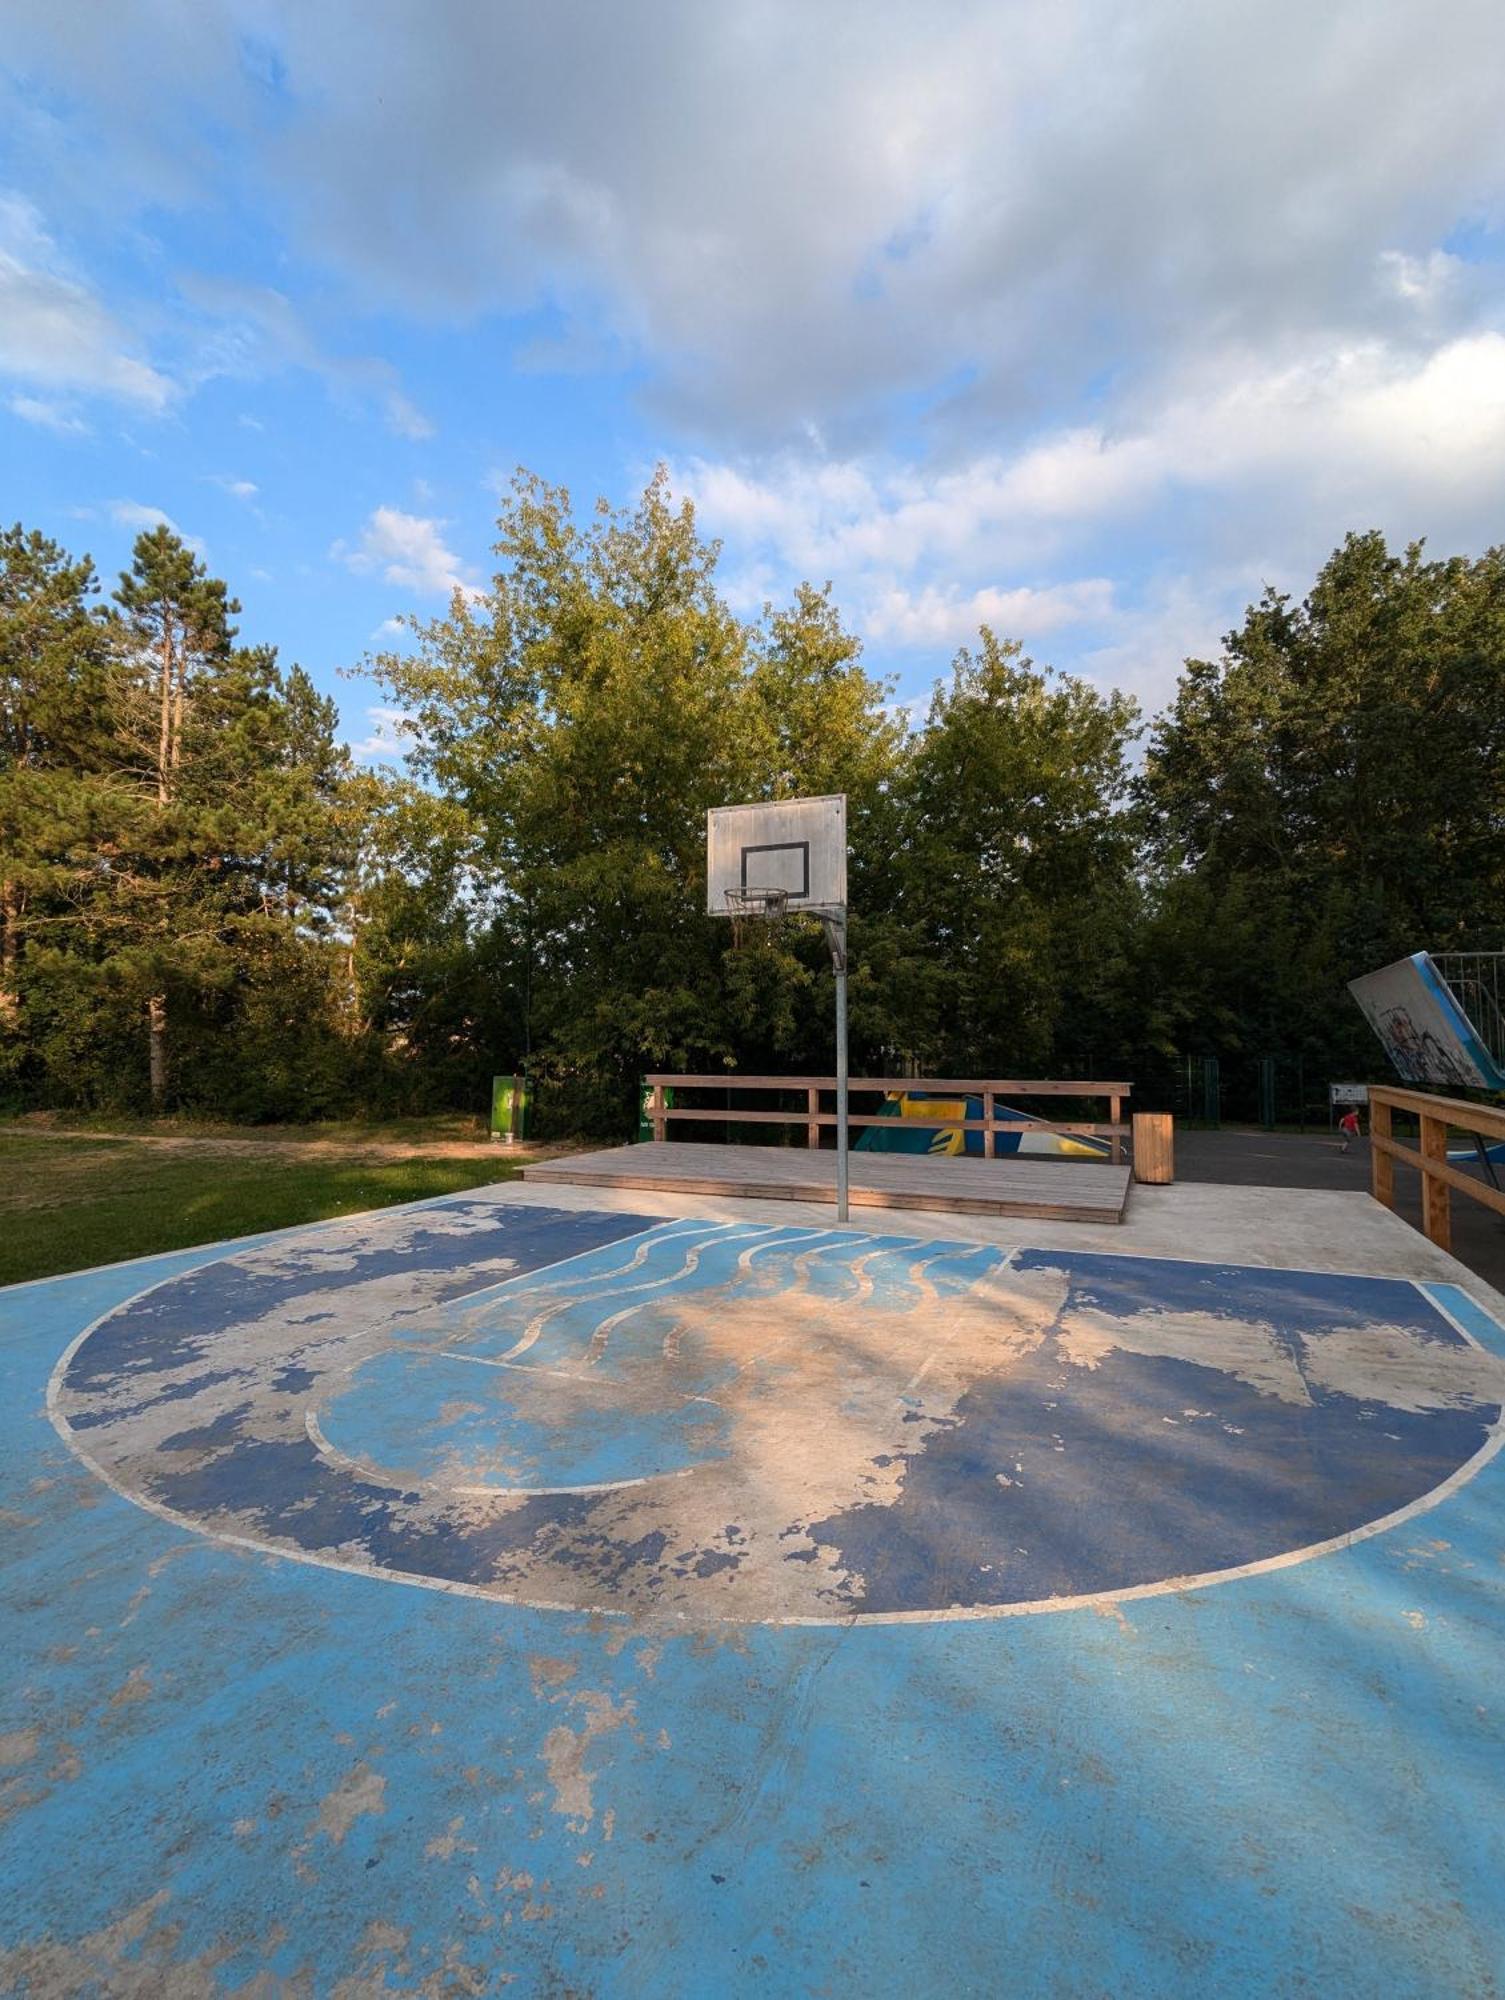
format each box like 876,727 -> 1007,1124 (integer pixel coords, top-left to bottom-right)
642,1075 -> 1132,1163
1368,1085 -> 1505,1251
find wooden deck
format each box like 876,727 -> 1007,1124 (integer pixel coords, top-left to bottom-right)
523,1140 -> 1132,1224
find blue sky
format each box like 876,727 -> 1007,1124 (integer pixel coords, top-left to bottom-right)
5,2 -> 1505,761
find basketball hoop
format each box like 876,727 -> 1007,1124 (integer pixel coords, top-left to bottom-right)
724,884 -> 790,948
708,795 -> 851,1220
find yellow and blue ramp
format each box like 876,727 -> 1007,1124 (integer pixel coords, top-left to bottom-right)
4,1193 -> 1505,1993
856,1089 -> 1112,1158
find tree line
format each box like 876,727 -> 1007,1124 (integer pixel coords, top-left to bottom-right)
3,473 -> 1502,1128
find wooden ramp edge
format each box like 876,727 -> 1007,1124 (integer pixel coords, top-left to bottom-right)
523,1140 -> 1131,1225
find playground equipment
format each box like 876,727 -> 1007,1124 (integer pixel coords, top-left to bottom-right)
1348,952 -> 1505,1092
855,1089 -> 1112,1159
1350,952 -> 1505,1179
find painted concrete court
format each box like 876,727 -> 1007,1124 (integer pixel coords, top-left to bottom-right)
4,1181 -> 1505,1994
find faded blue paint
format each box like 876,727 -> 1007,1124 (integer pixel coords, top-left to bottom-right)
809,1249 -> 1498,1611
52,1214 -> 1502,1618
319,1345 -> 732,1490
3,1199 -> 1505,1993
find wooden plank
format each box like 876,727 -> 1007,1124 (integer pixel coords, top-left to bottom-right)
1420,1114 -> 1452,1252
526,1163 -> 1126,1223
806,1085 -> 819,1153
643,1075 -> 1133,1096
1370,1098 -> 1394,1209
1369,1086 -> 1505,1145
523,1141 -> 1132,1225
1109,1093 -> 1123,1165
1371,1132 -> 1505,1224
657,1107 -> 1128,1136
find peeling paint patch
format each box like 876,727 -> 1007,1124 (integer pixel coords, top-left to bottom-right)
314,1763 -> 387,1846
539,1692 -> 634,1830
46,1216 -> 1505,1623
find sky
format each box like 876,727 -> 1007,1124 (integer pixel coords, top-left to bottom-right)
4,0 -> 1505,762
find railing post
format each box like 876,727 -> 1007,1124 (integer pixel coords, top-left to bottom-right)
650,1082 -> 666,1144
1370,1096 -> 1393,1208
1419,1111 -> 1451,1251
807,1084 -> 820,1152
983,1089 -> 995,1159
1109,1092 -> 1122,1164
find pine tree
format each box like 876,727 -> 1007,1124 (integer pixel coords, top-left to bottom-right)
112,527 -> 240,1104
0,526 -> 116,1048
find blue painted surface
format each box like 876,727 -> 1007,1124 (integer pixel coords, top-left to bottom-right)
4,1195 -> 1505,1994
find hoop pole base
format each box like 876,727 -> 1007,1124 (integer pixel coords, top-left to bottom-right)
819,912 -> 850,1224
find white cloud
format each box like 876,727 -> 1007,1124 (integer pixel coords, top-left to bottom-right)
866,579 -> 1116,650
9,1 -> 1505,726
344,702 -> 416,764
107,500 -> 206,557
179,275 -> 433,439
110,499 -> 181,533
207,474 -> 258,501
0,193 -> 172,411
7,392 -> 88,434
683,327 -> 1505,590
672,322 -> 1505,709
337,507 -> 478,598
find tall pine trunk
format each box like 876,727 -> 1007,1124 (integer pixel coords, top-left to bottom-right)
0,878 -> 18,1024
149,615 -> 174,1106
148,993 -> 168,1109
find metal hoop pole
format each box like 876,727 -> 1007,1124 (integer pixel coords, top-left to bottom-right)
835,959 -> 849,1224
820,910 -> 850,1224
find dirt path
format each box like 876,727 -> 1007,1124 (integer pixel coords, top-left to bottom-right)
0,1125 -> 577,1164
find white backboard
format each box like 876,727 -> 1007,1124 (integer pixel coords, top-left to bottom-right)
707,795 -> 846,916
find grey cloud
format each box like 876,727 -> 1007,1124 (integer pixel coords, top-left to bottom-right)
8,1 -> 1505,448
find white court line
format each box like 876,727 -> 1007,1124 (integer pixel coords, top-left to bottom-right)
900,1246 -> 1016,1396
410,1344 -> 723,1408
735,1227 -> 848,1273
576,1226 -> 771,1369
44,1236 -> 1505,1630
499,1226 -> 766,1367
302,1406 -> 699,1500
442,1217 -> 708,1310
458,1222 -> 727,1364
661,1235 -> 855,1362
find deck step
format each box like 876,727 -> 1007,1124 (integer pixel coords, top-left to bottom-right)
523,1140 -> 1131,1225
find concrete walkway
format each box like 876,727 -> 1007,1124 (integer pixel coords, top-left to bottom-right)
1175,1126 -> 1505,1295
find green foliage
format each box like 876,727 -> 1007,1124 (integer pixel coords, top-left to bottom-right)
5,491 -> 1501,1138
1140,532 -> 1505,1069
2,522 -> 363,1114
878,632 -> 1140,1071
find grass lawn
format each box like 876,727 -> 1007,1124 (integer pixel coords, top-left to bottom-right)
0,1135 -> 522,1287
